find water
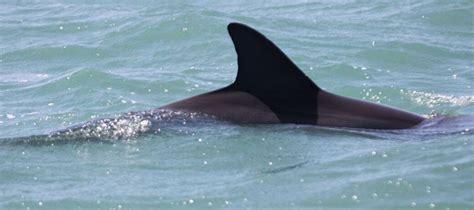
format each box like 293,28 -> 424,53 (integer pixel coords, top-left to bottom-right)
1,0 -> 473,209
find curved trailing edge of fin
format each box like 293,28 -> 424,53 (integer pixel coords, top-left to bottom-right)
225,22 -> 320,124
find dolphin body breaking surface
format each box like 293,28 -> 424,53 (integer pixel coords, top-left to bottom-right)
21,22 -> 439,142
161,23 -> 425,129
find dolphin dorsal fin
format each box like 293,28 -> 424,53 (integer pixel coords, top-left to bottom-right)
226,22 -> 321,123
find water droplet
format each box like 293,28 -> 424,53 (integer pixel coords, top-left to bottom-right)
268,162 -> 273,166
411,202 -> 416,207
452,166 -> 458,171
48,103 -> 54,106
429,203 -> 435,208
352,195 -> 358,201
7,114 -> 16,119
59,26 -> 63,30
38,201 -> 43,206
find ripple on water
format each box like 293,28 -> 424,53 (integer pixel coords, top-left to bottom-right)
0,1 -> 473,209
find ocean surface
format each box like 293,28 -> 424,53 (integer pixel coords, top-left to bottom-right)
1,0 -> 473,209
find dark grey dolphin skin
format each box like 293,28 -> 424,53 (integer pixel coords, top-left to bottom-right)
42,22 -> 427,141
160,22 -> 426,129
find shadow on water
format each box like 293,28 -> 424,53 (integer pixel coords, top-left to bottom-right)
262,161 -> 310,174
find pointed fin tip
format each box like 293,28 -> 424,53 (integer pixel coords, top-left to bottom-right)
227,22 -> 260,39
227,22 -> 246,33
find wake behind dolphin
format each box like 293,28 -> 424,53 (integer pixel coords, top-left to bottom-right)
4,22 -> 473,143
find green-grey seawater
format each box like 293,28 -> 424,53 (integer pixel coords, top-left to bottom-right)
1,1 -> 473,209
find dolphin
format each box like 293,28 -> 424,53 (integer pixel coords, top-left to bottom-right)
160,22 -> 426,129
38,22 -> 428,141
